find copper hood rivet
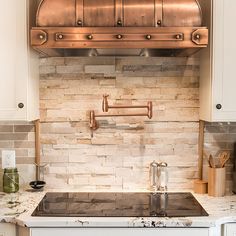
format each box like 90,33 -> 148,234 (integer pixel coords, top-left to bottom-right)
116,34 -> 123,39
195,34 -> 201,39
117,20 -> 122,26
77,20 -> 82,26
146,35 -> 152,40
39,34 -> 44,40
58,34 -> 63,39
175,34 -> 181,39
87,35 -> 93,40
157,20 -> 162,26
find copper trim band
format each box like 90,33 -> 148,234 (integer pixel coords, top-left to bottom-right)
31,27 -> 208,48
54,32 -> 184,42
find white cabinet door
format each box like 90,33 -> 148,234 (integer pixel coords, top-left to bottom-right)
31,228 -> 209,236
0,223 -> 16,236
0,0 -> 39,121
224,224 -> 236,236
212,0 -> 236,121
200,0 -> 236,121
0,0 -> 27,120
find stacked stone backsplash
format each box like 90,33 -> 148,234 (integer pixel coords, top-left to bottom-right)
0,122 -> 36,191
39,56 -> 200,191
1,57 -> 236,192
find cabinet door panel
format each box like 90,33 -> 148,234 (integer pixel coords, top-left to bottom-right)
0,0 -> 27,120
224,223 -> 236,236
31,228 -> 209,236
213,0 -> 236,121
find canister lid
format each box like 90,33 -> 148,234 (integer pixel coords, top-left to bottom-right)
150,160 -> 159,167
160,162 -> 168,167
4,168 -> 18,173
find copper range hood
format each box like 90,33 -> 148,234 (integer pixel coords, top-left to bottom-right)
31,0 -> 208,57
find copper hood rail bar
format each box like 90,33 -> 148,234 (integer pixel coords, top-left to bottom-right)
31,27 -> 208,49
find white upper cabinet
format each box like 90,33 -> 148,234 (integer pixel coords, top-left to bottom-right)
200,0 -> 236,121
0,0 -> 39,121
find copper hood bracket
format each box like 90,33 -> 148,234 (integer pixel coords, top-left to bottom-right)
192,29 -> 208,45
31,29 -> 48,46
89,95 -> 153,130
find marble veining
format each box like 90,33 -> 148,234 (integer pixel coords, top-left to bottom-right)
1,190 -> 236,228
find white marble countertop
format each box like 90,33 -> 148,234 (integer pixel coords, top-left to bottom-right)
1,190 -> 236,228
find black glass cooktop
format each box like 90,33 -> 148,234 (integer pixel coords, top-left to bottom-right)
32,192 -> 208,217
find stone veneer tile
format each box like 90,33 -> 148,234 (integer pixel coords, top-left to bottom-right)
40,57 -> 65,66
40,123 -> 77,134
0,125 -> 13,132
229,126 -> 236,133
56,65 -> 84,74
41,155 -> 69,163
84,65 -> 116,74
0,133 -> 28,141
39,65 -> 56,74
14,141 -> 35,148
64,57 -> 115,66
14,149 -> 28,157
0,141 -> 14,148
14,125 -> 35,132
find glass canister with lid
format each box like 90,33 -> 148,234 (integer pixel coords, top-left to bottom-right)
150,160 -> 159,191
3,168 -> 19,193
158,162 -> 168,191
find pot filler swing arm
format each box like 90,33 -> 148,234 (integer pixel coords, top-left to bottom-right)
89,95 -> 153,130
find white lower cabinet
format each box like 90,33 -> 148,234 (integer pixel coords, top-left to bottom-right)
30,228 -> 209,236
0,223 -> 16,236
223,224 -> 236,236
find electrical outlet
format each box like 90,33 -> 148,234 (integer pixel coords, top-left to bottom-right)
2,150 -> 16,169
